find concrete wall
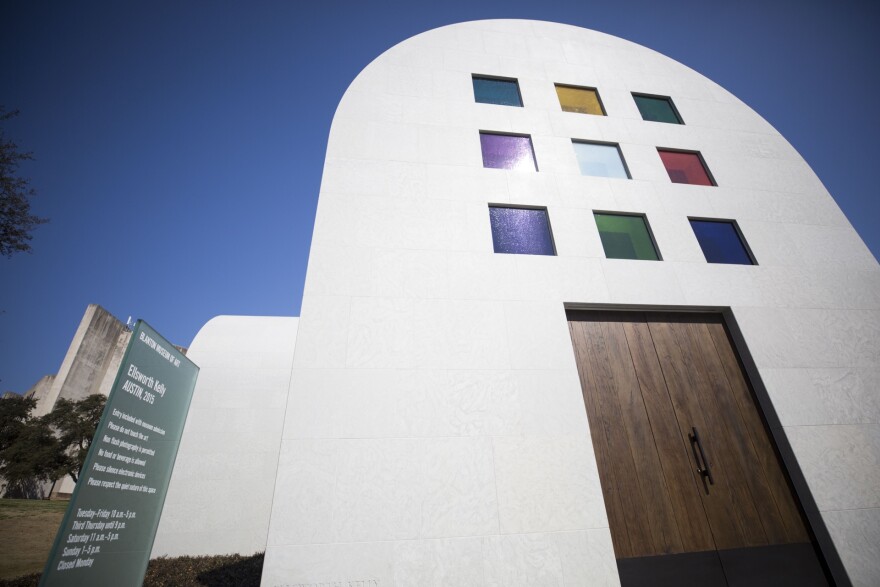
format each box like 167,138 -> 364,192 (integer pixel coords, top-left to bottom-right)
34,304 -> 129,417
152,315 -> 298,557
261,20 -> 879,586
23,375 -> 55,406
17,305 -> 131,498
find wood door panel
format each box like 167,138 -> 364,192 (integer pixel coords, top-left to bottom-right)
686,321 -> 791,544
572,319 -> 662,556
666,318 -> 770,548
644,317 -> 754,550
569,322 -> 632,557
621,320 -> 715,554
599,319 -> 684,556
703,321 -> 809,543
569,312 -> 814,551
568,310 -> 822,584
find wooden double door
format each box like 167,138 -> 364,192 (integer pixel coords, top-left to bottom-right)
568,311 -> 828,586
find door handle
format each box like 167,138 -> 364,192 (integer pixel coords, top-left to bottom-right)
689,426 -> 714,488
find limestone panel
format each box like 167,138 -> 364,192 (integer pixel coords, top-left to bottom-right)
785,424 -> 880,512
823,508 -> 880,587
493,435 -> 607,534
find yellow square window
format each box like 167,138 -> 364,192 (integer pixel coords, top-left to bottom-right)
555,84 -> 605,115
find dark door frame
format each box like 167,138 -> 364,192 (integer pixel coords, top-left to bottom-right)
563,303 -> 850,587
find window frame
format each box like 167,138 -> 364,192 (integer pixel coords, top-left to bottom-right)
488,204 -> 557,256
572,139 -> 632,179
555,83 -> 607,116
657,147 -> 716,186
593,210 -> 662,261
472,74 -> 524,107
688,217 -> 757,265
632,92 -> 684,124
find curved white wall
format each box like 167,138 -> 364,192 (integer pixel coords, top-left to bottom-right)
152,315 -> 298,558
261,20 -> 878,586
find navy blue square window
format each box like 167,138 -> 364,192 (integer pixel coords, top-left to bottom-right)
489,206 -> 555,255
473,76 -> 523,107
690,219 -> 755,265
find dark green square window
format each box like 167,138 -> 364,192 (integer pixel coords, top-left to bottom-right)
633,94 -> 683,124
594,213 -> 660,260
473,76 -> 523,107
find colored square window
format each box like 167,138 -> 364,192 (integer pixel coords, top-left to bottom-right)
658,149 -> 714,186
573,141 -> 630,179
473,76 -> 523,107
633,94 -> 683,124
556,85 -> 605,115
489,206 -> 555,255
690,219 -> 755,265
480,132 -> 537,171
594,213 -> 660,260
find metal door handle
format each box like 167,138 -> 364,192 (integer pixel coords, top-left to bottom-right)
689,426 -> 714,486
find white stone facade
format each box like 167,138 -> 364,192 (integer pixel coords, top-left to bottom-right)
157,20 -> 879,586
152,315 -> 298,558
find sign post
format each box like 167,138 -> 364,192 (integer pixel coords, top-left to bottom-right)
40,320 -> 198,587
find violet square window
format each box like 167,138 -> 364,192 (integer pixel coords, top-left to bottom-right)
480,132 -> 537,171
489,206 -> 555,255
658,149 -> 715,186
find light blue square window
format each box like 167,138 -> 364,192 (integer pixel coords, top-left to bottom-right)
573,141 -> 630,179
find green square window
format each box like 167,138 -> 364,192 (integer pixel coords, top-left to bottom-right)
633,94 -> 683,124
556,84 -> 605,115
594,213 -> 660,260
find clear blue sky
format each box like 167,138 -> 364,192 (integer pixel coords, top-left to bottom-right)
2,1 -> 878,394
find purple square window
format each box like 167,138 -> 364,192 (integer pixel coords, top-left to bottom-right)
480,132 -> 537,171
489,206 -> 555,255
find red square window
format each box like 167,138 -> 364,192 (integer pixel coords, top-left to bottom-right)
658,149 -> 714,186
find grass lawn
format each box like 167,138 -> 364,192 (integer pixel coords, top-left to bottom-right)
0,499 -> 68,580
0,499 -> 264,586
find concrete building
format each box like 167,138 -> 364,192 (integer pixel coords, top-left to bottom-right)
1,305 -> 132,498
21,375 -> 56,408
30,304 -> 131,418
152,20 -> 879,586
4,305 -> 188,499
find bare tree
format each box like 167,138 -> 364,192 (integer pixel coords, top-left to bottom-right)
0,107 -> 47,257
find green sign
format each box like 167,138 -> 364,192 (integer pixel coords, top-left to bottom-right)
40,320 -> 199,587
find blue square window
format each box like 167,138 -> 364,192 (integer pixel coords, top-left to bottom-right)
473,76 -> 523,107
489,206 -> 555,255
690,219 -> 755,265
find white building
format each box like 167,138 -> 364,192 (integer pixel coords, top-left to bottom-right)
153,20 -> 879,586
